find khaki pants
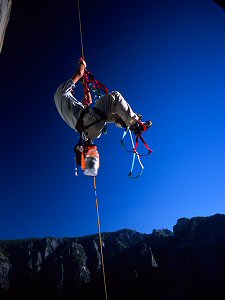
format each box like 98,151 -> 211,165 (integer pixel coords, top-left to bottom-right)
83,91 -> 138,140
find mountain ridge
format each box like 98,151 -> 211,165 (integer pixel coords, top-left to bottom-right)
1,213 -> 225,299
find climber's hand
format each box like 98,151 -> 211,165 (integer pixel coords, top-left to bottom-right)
78,57 -> 87,68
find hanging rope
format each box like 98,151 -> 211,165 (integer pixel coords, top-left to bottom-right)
94,177 -> 108,300
77,0 -> 109,104
77,0 -> 85,58
76,4 -> 108,296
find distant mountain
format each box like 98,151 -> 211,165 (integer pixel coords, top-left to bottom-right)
1,214 -> 225,299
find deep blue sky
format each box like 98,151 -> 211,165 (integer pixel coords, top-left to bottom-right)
1,0 -> 225,239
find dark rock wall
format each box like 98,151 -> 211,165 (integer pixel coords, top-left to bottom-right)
1,214 -> 225,299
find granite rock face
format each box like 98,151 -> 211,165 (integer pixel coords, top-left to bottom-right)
0,0 -> 12,53
1,214 -> 225,299
0,247 -> 11,289
214,0 -> 225,11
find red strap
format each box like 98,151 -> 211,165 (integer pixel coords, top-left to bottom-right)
134,133 -> 153,155
94,78 -> 109,94
83,70 -> 109,95
137,120 -> 147,131
139,134 -> 153,153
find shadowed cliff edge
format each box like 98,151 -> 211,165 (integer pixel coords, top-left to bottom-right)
1,214 -> 225,299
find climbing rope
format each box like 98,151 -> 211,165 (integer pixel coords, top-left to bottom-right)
94,177 -> 108,300
77,0 -> 109,104
77,0 -> 85,58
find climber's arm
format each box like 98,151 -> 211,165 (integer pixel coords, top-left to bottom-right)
71,58 -> 86,84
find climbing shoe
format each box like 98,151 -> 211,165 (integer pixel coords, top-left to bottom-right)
129,120 -> 152,135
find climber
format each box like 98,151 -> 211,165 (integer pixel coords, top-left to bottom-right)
54,58 -> 152,140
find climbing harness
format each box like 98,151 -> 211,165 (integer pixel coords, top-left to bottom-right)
75,106 -> 107,134
121,122 -> 153,179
